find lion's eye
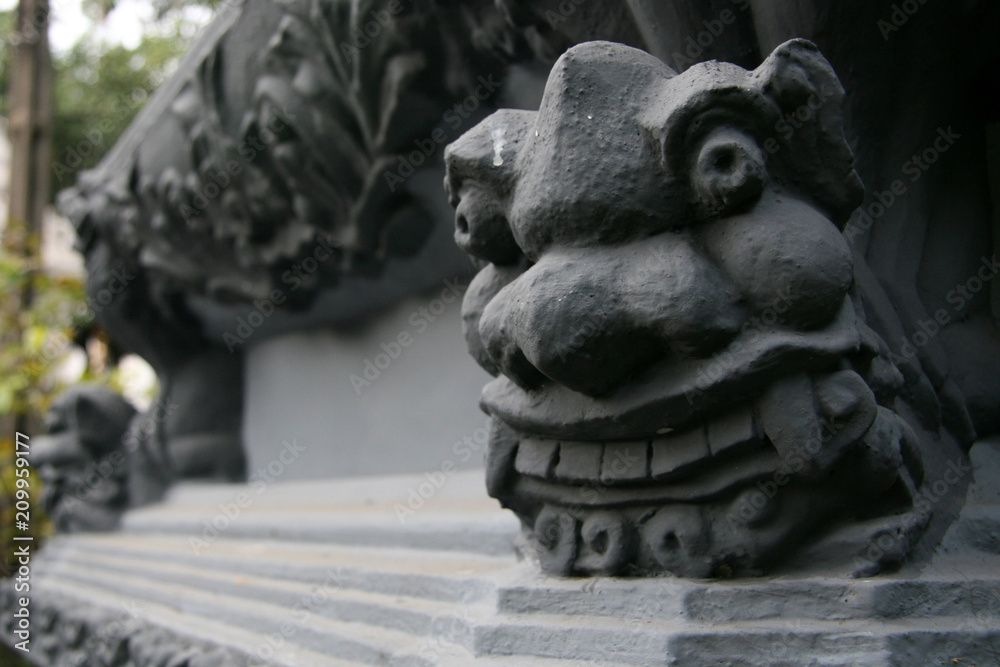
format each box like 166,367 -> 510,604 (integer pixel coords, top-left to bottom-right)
691,127 -> 767,219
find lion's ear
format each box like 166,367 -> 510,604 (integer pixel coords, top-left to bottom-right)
755,39 -> 843,116
753,39 -> 864,228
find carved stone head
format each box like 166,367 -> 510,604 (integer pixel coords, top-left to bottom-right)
446,40 -> 929,577
33,385 -> 136,532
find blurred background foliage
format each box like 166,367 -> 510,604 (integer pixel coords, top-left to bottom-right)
1,0 -> 209,197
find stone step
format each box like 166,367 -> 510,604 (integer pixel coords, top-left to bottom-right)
74,531 -> 1000,621
497,573 -> 1000,624
50,531 -> 1000,628
30,565 -> 1000,667
31,577 -> 358,667
668,623 -> 1000,667
39,542 -> 937,666
122,511 -> 520,556
496,576 -> 692,621
30,573 -> 611,667
473,609 -> 1000,666
119,510 -> 521,557
37,567 -> 470,666
40,550 -> 687,664
473,613 -> 676,665
667,634 -> 890,667
46,532 -> 512,603
40,552 -> 489,648
41,539 -> 902,665
117,473 -> 521,558
35,556 -> 741,666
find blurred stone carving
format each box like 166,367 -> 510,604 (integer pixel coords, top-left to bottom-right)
33,385 -> 136,532
56,0 -> 518,499
448,40 -> 931,577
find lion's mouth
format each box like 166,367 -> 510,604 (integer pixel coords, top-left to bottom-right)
487,358 -> 923,577
489,323 -> 909,515
482,298 -> 863,441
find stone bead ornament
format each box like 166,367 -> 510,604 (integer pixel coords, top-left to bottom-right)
445,39 -> 929,578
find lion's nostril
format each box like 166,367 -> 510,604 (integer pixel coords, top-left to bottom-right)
453,188 -> 522,265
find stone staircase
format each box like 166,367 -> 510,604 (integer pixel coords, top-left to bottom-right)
6,470 -> 1000,666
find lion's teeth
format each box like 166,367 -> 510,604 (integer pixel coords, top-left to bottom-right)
706,404 -> 760,457
514,437 -> 559,478
554,441 -> 602,482
600,441 -> 649,483
513,405 -> 762,484
650,426 -> 709,479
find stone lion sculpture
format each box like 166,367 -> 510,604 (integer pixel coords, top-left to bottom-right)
446,39 -> 932,577
33,385 -> 137,532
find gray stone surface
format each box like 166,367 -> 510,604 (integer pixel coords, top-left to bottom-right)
242,293 -> 494,481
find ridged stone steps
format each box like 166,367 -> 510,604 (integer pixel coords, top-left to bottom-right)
39,549 -> 997,667
116,472 -> 524,558
35,570 -> 476,667
5,468 -> 1000,665
43,534 -> 511,605
36,556 -> 488,650
32,577 -> 356,667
